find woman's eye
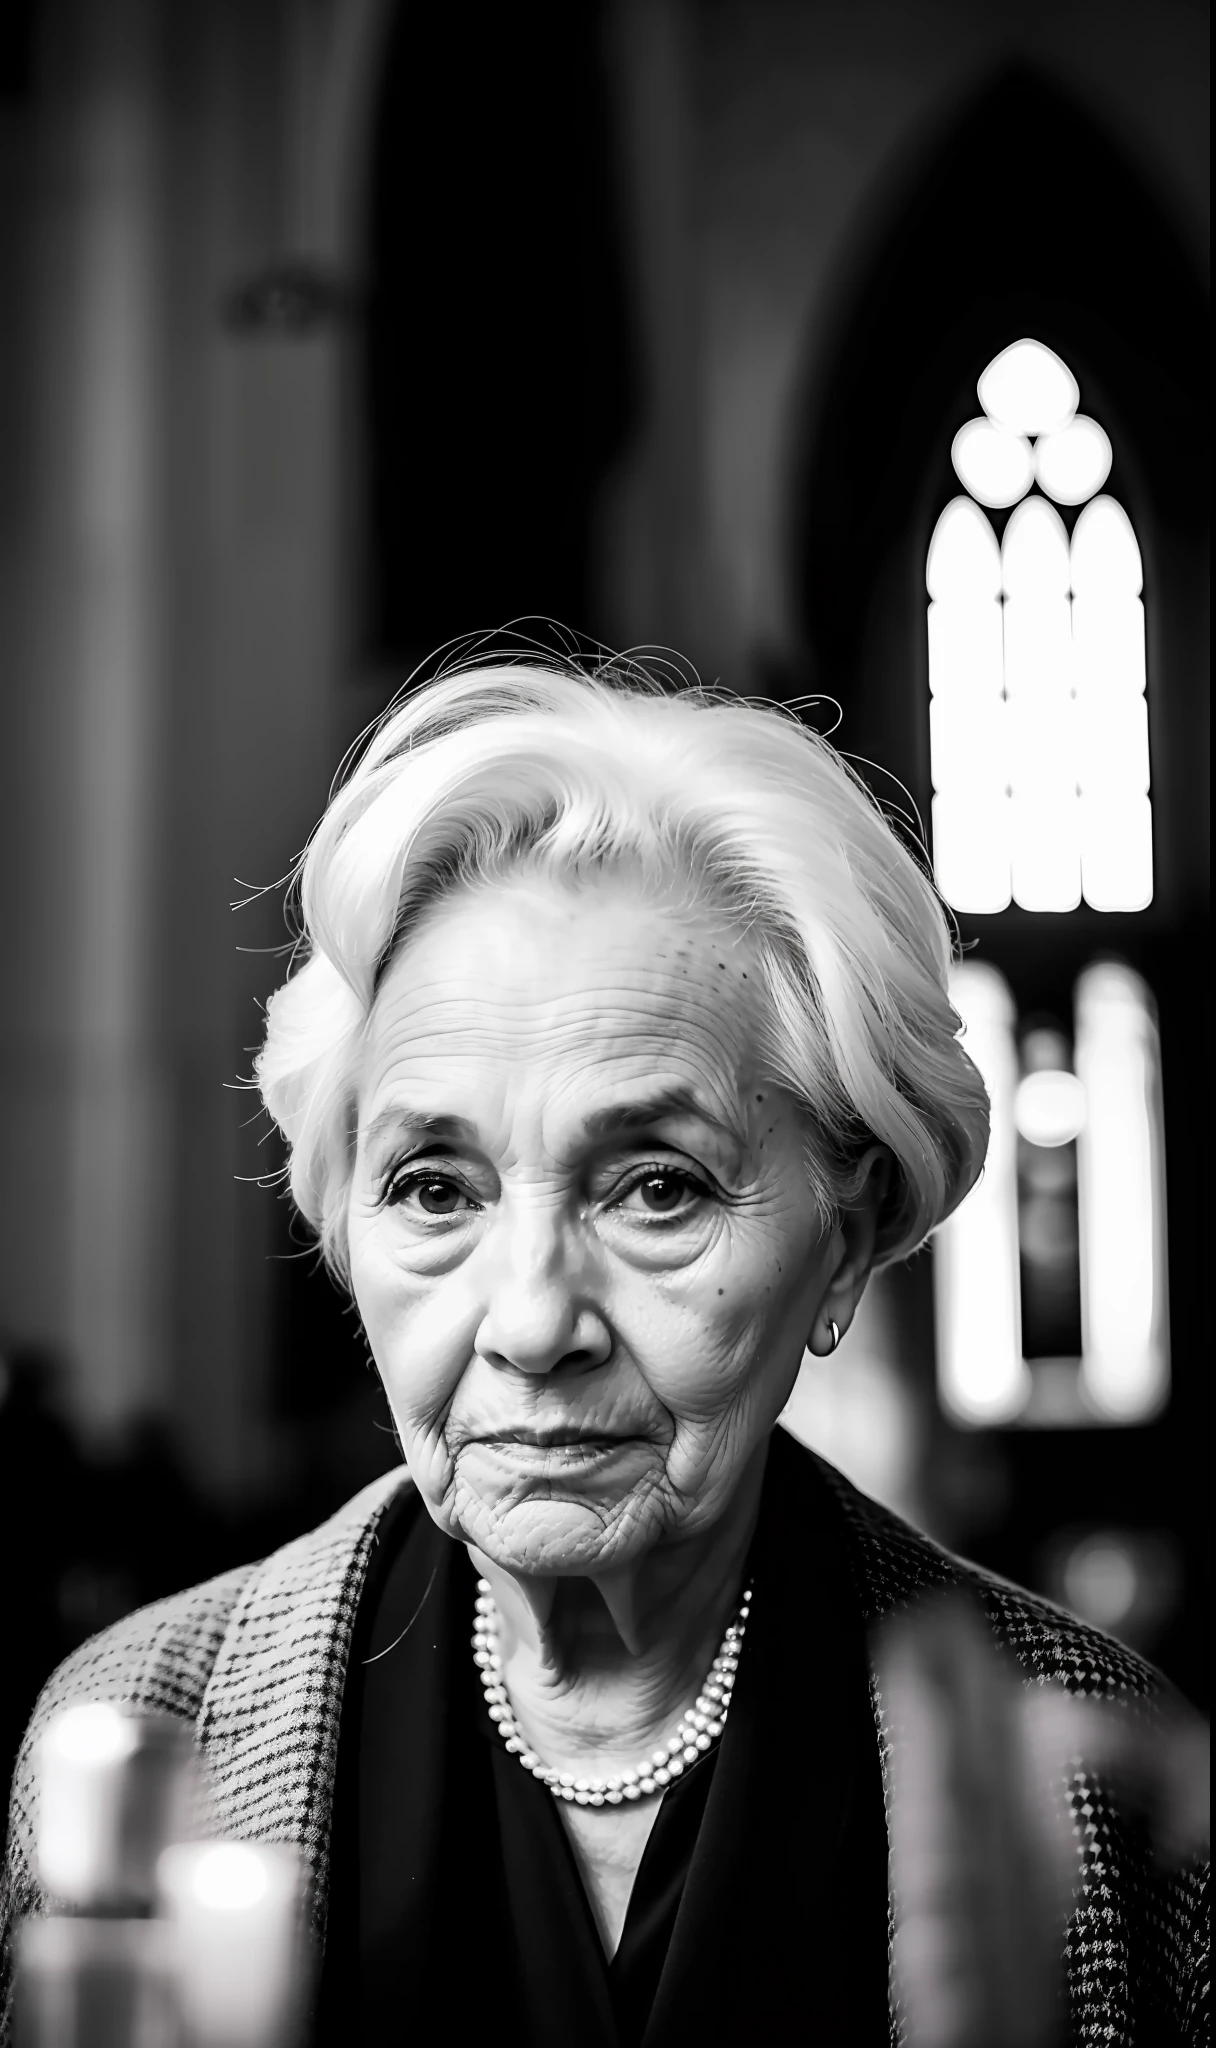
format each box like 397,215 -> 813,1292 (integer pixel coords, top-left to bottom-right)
617,1169 -> 708,1218
385,1172 -> 476,1219
380,1162 -> 707,1223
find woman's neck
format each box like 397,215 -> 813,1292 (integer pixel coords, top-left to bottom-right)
464,1438 -> 768,1768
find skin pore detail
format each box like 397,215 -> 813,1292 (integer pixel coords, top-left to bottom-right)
345,866 -> 887,1942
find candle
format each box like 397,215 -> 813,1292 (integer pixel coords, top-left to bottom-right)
14,1917 -> 176,2048
37,1705 -> 197,1913
157,1841 -> 310,2048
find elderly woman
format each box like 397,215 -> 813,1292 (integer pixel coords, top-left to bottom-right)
3,661 -> 1206,2046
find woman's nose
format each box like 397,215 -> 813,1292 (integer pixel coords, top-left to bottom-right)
473,1218 -> 611,1377
475,1285 -> 612,1377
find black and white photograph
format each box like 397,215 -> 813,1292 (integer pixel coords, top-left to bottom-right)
0,3 -> 1209,2043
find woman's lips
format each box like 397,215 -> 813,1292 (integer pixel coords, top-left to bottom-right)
483,1429 -> 628,1448
468,1430 -> 640,1465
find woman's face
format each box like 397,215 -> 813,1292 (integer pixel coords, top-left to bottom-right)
347,871 -> 849,1578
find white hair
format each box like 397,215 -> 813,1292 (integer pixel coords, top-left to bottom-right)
255,656 -> 988,1282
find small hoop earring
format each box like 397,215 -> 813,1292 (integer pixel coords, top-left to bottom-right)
826,1318 -> 840,1354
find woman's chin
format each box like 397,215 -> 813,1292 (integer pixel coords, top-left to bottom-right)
450,1440 -> 666,1576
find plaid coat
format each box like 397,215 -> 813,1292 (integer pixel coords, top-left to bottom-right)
2,1447 -> 1208,2044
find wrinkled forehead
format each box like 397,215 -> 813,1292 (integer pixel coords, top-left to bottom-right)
357,872 -> 773,1154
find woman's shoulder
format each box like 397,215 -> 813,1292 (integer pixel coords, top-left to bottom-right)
19,1466 -> 414,1748
779,1427 -> 1168,1705
0,1551 -> 264,2030
787,1435 -> 1208,2040
19,1555 -> 261,1761
3,1466 -> 413,1960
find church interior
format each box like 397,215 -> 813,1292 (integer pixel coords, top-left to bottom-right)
0,0 -> 1208,1799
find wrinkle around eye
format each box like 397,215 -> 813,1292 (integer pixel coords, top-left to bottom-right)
608,1167 -> 715,1221
381,1167 -> 485,1221
591,1171 -> 732,1255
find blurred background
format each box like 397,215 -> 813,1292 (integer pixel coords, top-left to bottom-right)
0,0 -> 1208,1796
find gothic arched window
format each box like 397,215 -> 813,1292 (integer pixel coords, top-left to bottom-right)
928,339 -> 1152,915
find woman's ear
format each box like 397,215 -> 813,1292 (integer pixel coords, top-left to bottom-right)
807,1146 -> 893,1354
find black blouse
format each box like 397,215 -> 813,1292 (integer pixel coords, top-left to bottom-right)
316,1427 -> 892,2046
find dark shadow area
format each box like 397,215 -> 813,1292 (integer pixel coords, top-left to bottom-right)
0,1321 -> 402,1807
0,1342 -> 238,1797
361,0 -> 638,668
268,1194 -> 403,1516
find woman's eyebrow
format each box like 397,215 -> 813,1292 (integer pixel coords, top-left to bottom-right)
580,1088 -> 745,1152
361,1107 -> 480,1151
361,1089 -> 747,1156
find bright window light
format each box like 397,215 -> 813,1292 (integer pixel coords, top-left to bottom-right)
926,497 -> 1002,601
1001,495 -> 1071,599
936,961 -> 1170,1431
1003,594 -> 1074,702
931,794 -> 1011,912
927,344 -> 1153,914
1074,963 -> 1169,1418
977,338 -> 1079,435
1033,416 -> 1112,505
1079,795 -> 1154,912
1072,595 -> 1147,697
927,599 -> 1004,700
1006,695 -> 1077,795
1010,794 -> 1081,911
1070,495 -> 1143,596
930,694 -> 1007,792
1076,694 -> 1150,795
934,962 -> 1028,1423
951,419 -> 1034,508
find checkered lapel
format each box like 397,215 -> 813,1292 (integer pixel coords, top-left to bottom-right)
193,1467 -> 410,1915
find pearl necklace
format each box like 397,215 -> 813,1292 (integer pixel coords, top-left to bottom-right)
472,1577 -> 753,1805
